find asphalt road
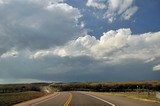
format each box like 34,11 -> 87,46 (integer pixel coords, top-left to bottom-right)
15,91 -> 160,106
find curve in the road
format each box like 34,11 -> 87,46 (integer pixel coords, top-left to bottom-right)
64,92 -> 73,106
14,91 -> 160,106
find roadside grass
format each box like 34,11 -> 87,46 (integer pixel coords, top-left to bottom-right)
0,91 -> 45,106
107,91 -> 160,103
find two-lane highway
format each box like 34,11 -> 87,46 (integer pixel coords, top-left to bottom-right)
15,91 -> 160,106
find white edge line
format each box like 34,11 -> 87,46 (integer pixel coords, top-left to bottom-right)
81,92 -> 115,106
31,92 -> 60,106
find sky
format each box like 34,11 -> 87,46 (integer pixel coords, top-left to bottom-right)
0,0 -> 160,83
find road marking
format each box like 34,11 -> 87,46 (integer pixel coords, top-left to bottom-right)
82,92 -> 115,106
64,92 -> 72,106
31,92 -> 60,106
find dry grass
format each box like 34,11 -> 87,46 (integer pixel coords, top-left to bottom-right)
108,91 -> 160,103
0,91 -> 45,106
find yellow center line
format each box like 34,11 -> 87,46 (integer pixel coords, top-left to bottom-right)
64,92 -> 72,106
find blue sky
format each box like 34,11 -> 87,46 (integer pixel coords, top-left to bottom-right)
66,0 -> 160,36
0,0 -> 160,83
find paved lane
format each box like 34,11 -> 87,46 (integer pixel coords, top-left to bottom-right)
14,92 -> 70,106
70,91 -> 113,106
32,92 -> 69,106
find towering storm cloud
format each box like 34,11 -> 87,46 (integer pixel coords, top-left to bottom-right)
0,0 -> 160,83
0,0 -> 84,55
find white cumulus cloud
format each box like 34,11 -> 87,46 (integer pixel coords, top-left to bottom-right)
153,64 -> 160,71
33,29 -> 160,64
0,0 -> 83,55
0,0 -> 159,83
1,49 -> 18,58
121,6 -> 138,20
86,0 -> 106,9
1,29 -> 160,83
86,0 -> 138,22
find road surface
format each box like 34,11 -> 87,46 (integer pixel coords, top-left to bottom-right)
15,91 -> 160,106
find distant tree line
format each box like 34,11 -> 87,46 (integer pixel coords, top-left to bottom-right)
1,81 -> 160,93
51,81 -> 160,92
0,83 -> 49,93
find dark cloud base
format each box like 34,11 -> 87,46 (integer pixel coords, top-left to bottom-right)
0,55 -> 159,83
